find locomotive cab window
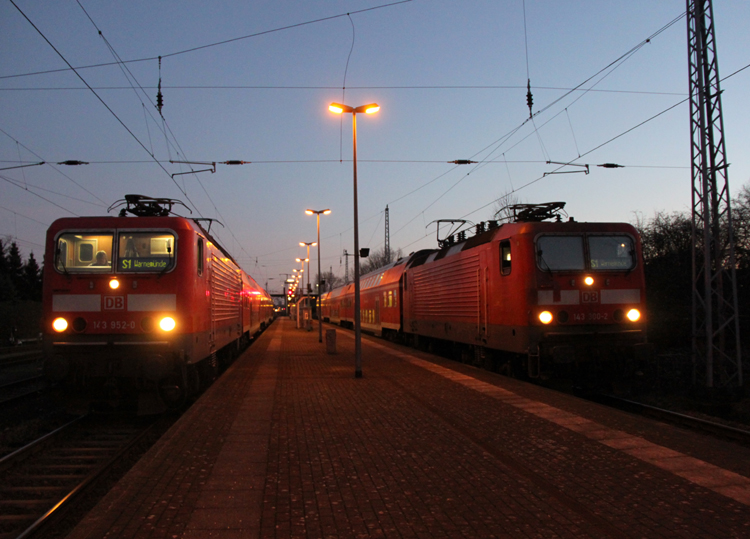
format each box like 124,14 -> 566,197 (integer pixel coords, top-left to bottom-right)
536,236 -> 585,271
588,235 -> 635,270
118,232 -> 176,273
500,240 -> 511,275
55,232 -> 114,272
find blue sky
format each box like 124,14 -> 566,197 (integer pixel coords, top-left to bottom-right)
1,0 -> 749,292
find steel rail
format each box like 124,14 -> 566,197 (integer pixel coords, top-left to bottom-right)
0,374 -> 47,406
0,416 -> 84,472
592,393 -> 750,446
14,421 -> 158,539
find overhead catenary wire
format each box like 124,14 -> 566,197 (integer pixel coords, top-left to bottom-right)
1,1 -> 413,81
8,0 -> 200,211
354,12 -> 705,258
72,0 -> 261,266
0,174 -> 79,216
376,10 -> 692,250
6,4 -> 742,280
0,86 -> 688,97
0,127 -> 107,206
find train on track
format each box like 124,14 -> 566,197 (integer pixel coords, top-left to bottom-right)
321,203 -> 650,380
42,195 -> 274,413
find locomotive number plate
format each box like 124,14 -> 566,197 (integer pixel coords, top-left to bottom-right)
573,312 -> 609,322
92,320 -> 136,330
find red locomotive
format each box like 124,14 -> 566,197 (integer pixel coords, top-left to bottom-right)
42,195 -> 273,412
322,203 -> 650,379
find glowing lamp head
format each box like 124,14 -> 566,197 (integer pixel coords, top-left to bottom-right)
328,103 -> 346,114
159,316 -> 176,331
626,309 -> 641,322
364,104 -> 380,114
109,279 -> 120,290
539,311 -> 553,324
52,317 -> 68,332
305,210 -> 314,215
584,276 -> 594,286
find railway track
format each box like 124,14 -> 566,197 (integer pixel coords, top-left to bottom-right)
0,376 -> 47,407
591,393 -> 750,447
0,414 -> 159,539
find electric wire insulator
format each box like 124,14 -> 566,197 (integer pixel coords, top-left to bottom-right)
526,79 -> 534,117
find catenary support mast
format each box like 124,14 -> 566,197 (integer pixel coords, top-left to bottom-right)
687,0 -> 742,389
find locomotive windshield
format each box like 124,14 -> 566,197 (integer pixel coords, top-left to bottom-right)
56,232 -> 114,272
117,232 -> 176,273
536,236 -> 585,271
589,235 -> 635,270
536,234 -> 635,272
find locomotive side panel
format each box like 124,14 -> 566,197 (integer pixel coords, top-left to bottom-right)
484,229 -> 546,354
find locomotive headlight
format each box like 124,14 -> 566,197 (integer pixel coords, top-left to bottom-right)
626,309 -> 641,322
584,276 -> 594,286
539,311 -> 553,324
159,316 -> 176,331
109,278 -> 120,290
52,317 -> 68,332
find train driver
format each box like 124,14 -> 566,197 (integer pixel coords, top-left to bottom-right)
91,250 -> 109,266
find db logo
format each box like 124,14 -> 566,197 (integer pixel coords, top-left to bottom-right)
104,296 -> 125,310
582,291 -> 600,304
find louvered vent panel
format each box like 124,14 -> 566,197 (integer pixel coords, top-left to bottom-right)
412,253 -> 479,320
211,257 -> 242,323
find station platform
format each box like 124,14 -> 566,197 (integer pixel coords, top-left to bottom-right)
66,318 -> 750,538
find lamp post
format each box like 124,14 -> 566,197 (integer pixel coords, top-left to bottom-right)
293,265 -> 305,328
328,102 -> 380,378
295,257 -> 310,295
306,209 -> 331,342
280,273 -> 292,315
298,244 -> 315,294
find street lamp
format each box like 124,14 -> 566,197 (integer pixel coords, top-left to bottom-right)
306,209 -> 331,342
295,258 -> 309,329
295,257 -> 310,292
298,243 -> 316,294
328,102 -> 380,378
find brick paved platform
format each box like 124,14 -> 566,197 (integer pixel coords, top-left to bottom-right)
66,318 -> 750,538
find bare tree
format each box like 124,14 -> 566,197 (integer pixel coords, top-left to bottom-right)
316,269 -> 344,292
732,183 -> 750,269
360,246 -> 403,275
492,191 -> 522,222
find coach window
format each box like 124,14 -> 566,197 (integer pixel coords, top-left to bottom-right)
55,232 -> 113,272
118,232 -> 176,273
197,238 -> 204,276
500,240 -> 511,276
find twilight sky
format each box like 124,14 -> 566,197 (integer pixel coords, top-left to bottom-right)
1,0 -> 749,292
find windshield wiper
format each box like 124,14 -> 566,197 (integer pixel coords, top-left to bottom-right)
56,246 -> 70,278
158,241 -> 173,279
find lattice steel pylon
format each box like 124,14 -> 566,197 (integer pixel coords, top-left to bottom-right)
385,205 -> 391,264
687,0 -> 742,389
